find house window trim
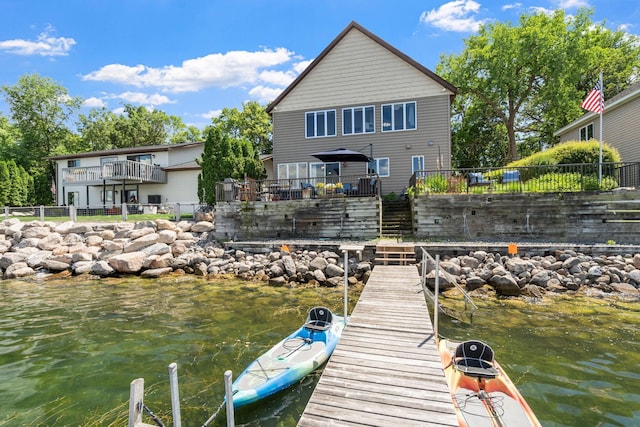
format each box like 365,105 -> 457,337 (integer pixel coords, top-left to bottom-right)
381,101 -> 417,132
380,101 -> 418,132
342,105 -> 376,136
579,123 -> 594,141
369,157 -> 390,177
411,155 -> 425,175
305,110 -> 337,139
277,162 -> 308,180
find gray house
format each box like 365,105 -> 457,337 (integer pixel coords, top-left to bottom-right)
555,82 -> 640,163
266,21 -> 457,195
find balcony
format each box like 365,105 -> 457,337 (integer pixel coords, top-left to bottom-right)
62,161 -> 167,185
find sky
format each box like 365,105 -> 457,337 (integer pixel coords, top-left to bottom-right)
0,0 -> 638,129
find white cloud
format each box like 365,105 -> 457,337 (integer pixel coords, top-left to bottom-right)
555,0 -> 590,8
0,25 -> 75,56
200,109 -> 222,120
114,91 -> 175,106
248,85 -> 284,103
83,97 -> 106,108
420,0 -> 486,32
529,6 -> 555,16
293,59 -> 313,74
82,48 -> 294,93
258,69 -> 297,86
502,3 -> 522,11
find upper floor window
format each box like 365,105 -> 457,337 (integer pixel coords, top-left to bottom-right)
580,123 -> 594,141
382,101 -> 416,132
305,110 -> 336,138
67,159 -> 80,167
343,106 -> 375,135
369,158 -> 390,177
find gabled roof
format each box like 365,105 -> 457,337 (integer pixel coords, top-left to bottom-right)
554,82 -> 640,136
49,141 -> 203,160
266,21 -> 456,114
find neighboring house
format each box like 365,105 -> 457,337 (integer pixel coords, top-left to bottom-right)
555,82 -> 640,163
266,21 -> 457,195
50,142 -> 203,207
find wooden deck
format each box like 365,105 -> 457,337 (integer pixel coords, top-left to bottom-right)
298,265 -> 459,426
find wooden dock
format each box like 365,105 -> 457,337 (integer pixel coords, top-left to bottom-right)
298,265 -> 459,426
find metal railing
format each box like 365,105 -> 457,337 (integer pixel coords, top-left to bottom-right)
3,202 -> 206,222
408,162 -> 640,196
62,161 -> 167,184
215,174 -> 381,202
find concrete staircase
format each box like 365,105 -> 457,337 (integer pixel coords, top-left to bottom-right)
381,199 -> 413,237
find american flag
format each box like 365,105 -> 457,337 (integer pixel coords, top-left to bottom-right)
581,80 -> 604,113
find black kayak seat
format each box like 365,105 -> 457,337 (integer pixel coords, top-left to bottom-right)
453,340 -> 500,379
304,307 -> 333,331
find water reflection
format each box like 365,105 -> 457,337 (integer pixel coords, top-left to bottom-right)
0,276 -> 638,426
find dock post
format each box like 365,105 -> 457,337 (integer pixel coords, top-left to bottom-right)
168,362 -> 181,427
128,378 -> 145,427
434,254 -> 440,338
338,244 -> 364,325
224,370 -> 235,427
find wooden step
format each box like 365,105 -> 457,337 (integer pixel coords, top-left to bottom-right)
374,243 -> 416,265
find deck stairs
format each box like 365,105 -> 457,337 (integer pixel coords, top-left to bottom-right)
381,199 -> 413,237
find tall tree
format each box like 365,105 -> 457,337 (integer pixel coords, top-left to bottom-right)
78,104 -> 201,150
197,126 -> 266,205
212,101 -> 272,154
2,74 -> 81,204
2,74 -> 82,166
437,8 -> 640,165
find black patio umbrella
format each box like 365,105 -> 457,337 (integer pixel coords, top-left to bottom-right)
310,148 -> 371,163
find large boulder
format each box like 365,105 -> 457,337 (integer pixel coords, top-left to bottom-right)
108,252 -> 147,273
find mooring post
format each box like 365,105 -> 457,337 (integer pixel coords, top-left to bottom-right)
224,370 -> 235,427
168,362 -> 181,427
434,254 -> 440,339
128,378 -> 145,427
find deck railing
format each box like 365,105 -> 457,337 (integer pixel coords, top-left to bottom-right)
62,161 -> 167,184
408,162 -> 640,196
215,174 -> 381,202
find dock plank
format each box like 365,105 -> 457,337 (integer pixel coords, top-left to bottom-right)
298,265 -> 458,426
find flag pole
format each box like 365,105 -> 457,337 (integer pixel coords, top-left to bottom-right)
598,72 -> 603,184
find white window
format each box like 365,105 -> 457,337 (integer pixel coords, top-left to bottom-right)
277,162 -> 308,180
412,155 -> 425,174
580,123 -> 594,141
382,101 -> 416,132
368,158 -> 390,177
305,110 -> 336,138
343,106 -> 375,135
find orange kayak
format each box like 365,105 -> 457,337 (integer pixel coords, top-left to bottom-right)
438,338 -> 541,427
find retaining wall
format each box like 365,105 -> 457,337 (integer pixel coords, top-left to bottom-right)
412,189 -> 640,244
214,197 -> 381,241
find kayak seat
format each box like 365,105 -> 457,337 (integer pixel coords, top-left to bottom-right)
453,340 -> 499,379
304,307 -> 333,331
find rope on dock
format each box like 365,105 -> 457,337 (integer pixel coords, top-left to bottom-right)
139,402 -> 166,427
202,400 -> 226,427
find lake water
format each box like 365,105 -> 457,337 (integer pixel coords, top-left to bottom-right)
0,275 -> 638,426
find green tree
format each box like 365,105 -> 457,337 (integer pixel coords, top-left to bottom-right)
2,74 -> 82,166
212,101 -> 272,154
437,8 -> 640,165
0,161 -> 9,206
0,115 -> 20,162
197,126 -> 266,205
78,104 -> 200,150
2,74 -> 81,204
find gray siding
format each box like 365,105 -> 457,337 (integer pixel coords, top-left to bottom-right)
275,29 -> 451,112
272,95 -> 451,195
557,93 -> 640,163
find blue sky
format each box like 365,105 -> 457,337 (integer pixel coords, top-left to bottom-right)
0,0 -> 638,129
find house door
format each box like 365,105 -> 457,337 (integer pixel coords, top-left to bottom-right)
310,162 -> 340,184
67,191 -> 79,206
